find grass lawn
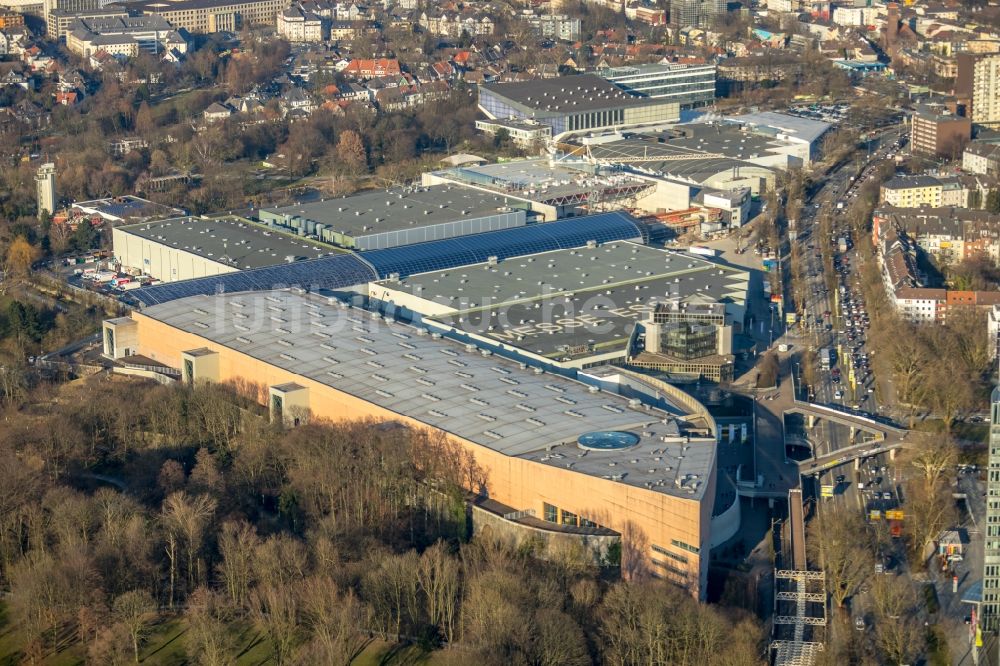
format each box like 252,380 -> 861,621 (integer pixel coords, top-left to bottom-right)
352,640 -> 436,666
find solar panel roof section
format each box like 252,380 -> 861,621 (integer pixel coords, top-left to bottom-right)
361,211 -> 646,278
133,253 -> 379,306
132,212 -> 646,306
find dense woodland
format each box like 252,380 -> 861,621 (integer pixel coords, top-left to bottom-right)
0,374 -> 766,664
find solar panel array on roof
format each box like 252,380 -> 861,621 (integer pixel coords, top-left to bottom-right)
131,212 -> 646,306
133,254 -> 378,306
362,211 -> 646,277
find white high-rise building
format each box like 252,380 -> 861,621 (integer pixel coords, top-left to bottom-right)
983,374 -> 1000,636
990,304 -> 1000,360
35,162 -> 55,218
973,55 -> 1000,126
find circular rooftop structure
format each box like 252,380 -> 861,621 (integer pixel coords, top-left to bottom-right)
577,431 -> 640,451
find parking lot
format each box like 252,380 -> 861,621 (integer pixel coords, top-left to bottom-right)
786,103 -> 852,125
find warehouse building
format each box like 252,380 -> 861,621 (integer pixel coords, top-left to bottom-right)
113,215 -> 341,282
68,196 -> 184,224
103,288 -> 721,596
368,241 -> 749,372
422,158 -> 662,220
129,211 -> 649,306
586,121 -> 813,169
257,185 -> 530,250
478,74 -> 681,141
721,111 -> 830,162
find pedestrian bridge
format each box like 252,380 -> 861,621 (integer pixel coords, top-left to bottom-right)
784,401 -> 908,474
785,403 -> 905,439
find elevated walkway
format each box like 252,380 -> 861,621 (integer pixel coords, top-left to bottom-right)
771,489 -> 826,666
785,403 -> 905,439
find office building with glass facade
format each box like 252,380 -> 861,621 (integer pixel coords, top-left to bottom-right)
598,63 -> 717,109
478,74 -> 681,141
629,300 -> 735,382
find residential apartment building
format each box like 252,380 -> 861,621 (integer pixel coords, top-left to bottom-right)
972,54 -> 1000,125
669,0 -> 723,27
989,303 -> 1000,360
0,10 -> 24,27
880,175 -> 944,207
418,10 -> 493,38
831,5 -> 877,26
875,211 -> 1000,323
873,206 -> 1000,265
129,0 -> 289,33
520,12 -> 580,42
276,5 -> 322,41
964,141 -> 1000,177
910,104 -> 971,158
767,0 -> 797,12
597,63 -> 717,109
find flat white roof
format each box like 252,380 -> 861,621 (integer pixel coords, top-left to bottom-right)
140,290 -> 715,500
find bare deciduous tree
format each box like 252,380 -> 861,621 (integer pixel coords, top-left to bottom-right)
112,589 -> 156,663
297,575 -> 371,663
250,582 -> 300,665
807,505 -> 872,608
184,587 -> 237,666
161,491 -> 217,605
217,520 -> 259,608
417,541 -> 460,644
870,575 -> 923,665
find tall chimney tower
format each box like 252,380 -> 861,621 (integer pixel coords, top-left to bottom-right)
886,2 -> 900,53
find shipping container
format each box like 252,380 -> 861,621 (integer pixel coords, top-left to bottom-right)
687,246 -> 716,257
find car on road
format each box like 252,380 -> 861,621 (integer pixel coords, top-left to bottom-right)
882,492 -> 892,500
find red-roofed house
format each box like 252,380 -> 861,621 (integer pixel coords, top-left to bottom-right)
55,90 -> 79,106
343,58 -> 401,78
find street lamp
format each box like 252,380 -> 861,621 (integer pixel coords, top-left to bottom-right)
769,304 -> 776,348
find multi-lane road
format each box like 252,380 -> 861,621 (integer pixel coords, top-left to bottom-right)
780,126 -> 908,510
